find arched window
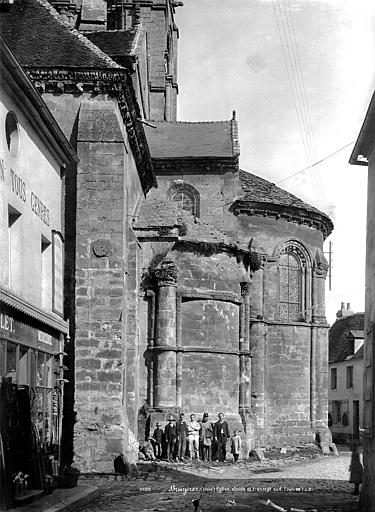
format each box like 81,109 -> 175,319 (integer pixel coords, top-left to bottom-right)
279,251 -> 302,321
277,242 -> 310,322
168,183 -> 200,217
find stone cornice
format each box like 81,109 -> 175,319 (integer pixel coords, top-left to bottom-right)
25,67 -> 127,95
230,200 -> 333,240
152,157 -> 239,175
25,66 -> 157,194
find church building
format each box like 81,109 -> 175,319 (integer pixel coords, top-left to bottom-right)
1,0 -> 333,471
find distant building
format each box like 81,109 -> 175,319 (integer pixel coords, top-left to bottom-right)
328,304 -> 364,444
0,35 -> 77,509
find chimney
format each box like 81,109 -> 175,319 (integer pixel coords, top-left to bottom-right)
336,302 -> 354,319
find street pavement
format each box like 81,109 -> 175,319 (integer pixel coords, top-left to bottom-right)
75,450 -> 365,512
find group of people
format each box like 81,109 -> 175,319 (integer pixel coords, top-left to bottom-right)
140,412 -> 242,463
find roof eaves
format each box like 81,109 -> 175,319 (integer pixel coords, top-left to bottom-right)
0,35 -> 78,165
349,89 -> 375,166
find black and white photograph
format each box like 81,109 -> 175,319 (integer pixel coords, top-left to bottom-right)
0,0 -> 375,510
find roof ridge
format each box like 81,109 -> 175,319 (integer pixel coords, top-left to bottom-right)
36,0 -> 122,69
131,24 -> 145,54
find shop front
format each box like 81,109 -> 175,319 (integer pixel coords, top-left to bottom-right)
0,304 -> 65,509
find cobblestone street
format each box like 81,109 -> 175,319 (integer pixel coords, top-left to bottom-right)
76,449 -> 365,512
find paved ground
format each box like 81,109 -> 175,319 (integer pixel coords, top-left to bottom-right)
75,448 -> 366,512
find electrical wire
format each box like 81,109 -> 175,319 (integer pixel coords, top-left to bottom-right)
275,140 -> 356,184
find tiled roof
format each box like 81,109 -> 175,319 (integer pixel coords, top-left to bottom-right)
329,312 -> 365,363
0,0 -> 121,69
348,344 -> 364,361
239,169 -> 324,216
85,27 -> 144,59
144,121 -> 236,159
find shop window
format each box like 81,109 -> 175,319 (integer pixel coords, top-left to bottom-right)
41,235 -> 52,309
6,342 -> 17,382
18,345 -> 29,385
0,340 -> 5,374
37,352 -> 46,387
331,367 -> 337,390
8,205 -> 22,291
346,365 -> 353,389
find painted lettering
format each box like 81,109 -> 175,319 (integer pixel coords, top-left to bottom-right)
37,331 -> 52,345
10,168 -> 26,202
31,191 -> 50,227
0,314 -> 15,333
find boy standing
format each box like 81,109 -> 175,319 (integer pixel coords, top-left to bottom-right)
231,431 -> 242,462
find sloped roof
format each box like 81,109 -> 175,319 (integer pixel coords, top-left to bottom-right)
349,344 -> 364,360
239,169 -> 323,216
85,27 -> 145,59
144,121 -> 236,159
329,312 -> 365,363
237,169 -> 334,238
0,0 -> 121,69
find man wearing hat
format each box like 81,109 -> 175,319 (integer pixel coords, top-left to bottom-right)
200,413 -> 214,461
164,416 -> 177,461
152,422 -> 164,459
176,412 -> 188,461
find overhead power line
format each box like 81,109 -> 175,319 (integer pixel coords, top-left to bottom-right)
275,140 -> 356,185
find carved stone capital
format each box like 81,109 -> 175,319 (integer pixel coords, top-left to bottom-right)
153,261 -> 178,287
314,262 -> 329,279
240,282 -> 251,296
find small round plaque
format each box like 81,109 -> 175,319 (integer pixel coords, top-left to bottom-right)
92,239 -> 110,257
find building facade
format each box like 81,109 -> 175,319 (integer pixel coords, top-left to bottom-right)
1,0 -> 334,472
328,305 -> 364,444
0,36 -> 77,508
350,89 -> 375,511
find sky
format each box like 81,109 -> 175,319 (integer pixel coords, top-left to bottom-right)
175,0 -> 375,325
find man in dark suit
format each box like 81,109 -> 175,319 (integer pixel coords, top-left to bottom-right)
164,416 -> 177,461
214,412 -> 230,462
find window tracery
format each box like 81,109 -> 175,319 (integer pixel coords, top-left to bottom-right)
168,183 -> 200,217
277,241 -> 311,322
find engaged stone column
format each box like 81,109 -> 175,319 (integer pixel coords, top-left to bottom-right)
153,261 -> 178,408
250,256 -> 266,437
239,281 -> 251,414
311,255 -> 330,439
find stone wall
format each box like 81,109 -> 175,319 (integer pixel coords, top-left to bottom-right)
44,92 -> 147,470
263,324 -> 313,446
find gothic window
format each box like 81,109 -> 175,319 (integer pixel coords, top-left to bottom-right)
168,183 -> 200,217
277,242 -> 310,322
